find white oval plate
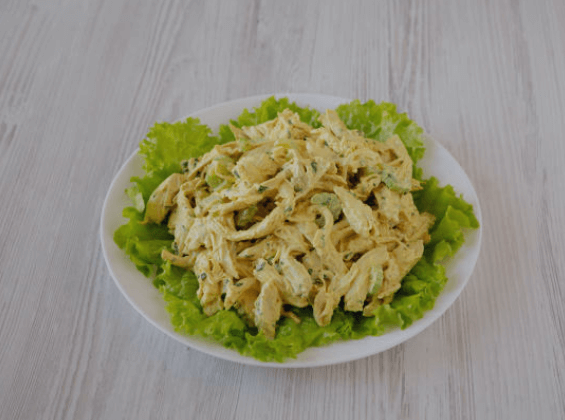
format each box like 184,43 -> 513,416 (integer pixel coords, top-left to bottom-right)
100,93 -> 482,368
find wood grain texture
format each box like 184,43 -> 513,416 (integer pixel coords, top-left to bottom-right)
0,0 -> 564,419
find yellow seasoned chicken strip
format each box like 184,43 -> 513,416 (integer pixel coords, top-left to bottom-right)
333,186 -> 376,237
343,247 -> 388,311
210,207 -> 286,241
254,259 -> 309,308
253,280 -> 282,339
378,240 -> 424,299
143,173 -> 185,224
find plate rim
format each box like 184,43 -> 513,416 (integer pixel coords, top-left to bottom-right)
100,93 -> 483,368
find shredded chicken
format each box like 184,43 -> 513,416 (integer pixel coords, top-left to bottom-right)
148,109 -> 434,338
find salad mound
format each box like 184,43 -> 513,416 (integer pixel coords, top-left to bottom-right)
114,97 -> 479,362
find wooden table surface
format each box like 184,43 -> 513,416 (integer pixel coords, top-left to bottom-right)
1,0 -> 564,419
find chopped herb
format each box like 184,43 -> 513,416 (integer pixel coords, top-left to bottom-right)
311,161 -> 318,173
199,273 -> 207,280
307,268 -> 313,275
258,185 -> 268,193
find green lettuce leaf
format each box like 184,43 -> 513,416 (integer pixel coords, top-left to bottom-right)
413,177 -> 480,262
113,207 -> 172,276
139,117 -> 218,176
113,97 -> 479,362
336,100 -> 426,164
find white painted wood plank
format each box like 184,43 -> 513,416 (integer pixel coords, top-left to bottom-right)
0,0 -> 563,419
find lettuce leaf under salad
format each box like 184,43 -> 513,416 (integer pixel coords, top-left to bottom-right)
113,97 -> 479,362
